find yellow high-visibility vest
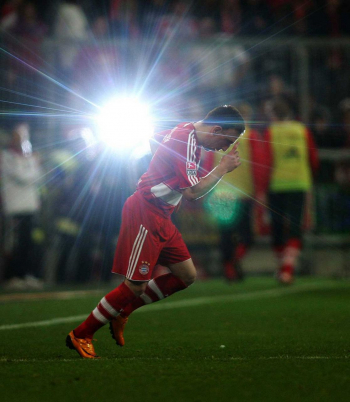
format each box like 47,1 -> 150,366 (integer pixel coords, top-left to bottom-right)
269,121 -> 312,192
213,128 -> 254,198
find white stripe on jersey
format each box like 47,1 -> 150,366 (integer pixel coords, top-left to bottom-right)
186,130 -> 192,162
150,182 -> 182,206
126,225 -> 148,279
187,131 -> 199,186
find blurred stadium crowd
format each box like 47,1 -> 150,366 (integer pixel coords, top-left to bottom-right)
0,0 -> 350,289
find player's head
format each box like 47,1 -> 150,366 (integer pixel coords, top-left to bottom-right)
200,105 -> 245,151
269,98 -> 292,121
203,105 -> 245,133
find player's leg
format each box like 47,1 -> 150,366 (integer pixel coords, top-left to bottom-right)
268,192 -> 288,281
230,199 -> 254,281
110,224 -> 194,346
118,224 -> 194,318
278,191 -> 305,284
219,223 -> 237,281
66,279 -> 146,358
66,194 -> 157,358
110,259 -> 195,346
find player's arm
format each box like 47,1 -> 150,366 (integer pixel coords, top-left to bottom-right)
150,131 -> 168,155
306,128 -> 319,177
181,143 -> 241,201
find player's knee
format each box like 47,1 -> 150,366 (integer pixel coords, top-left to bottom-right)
182,271 -> 196,287
125,279 -> 148,296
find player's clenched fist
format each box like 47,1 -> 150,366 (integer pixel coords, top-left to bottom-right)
219,142 -> 241,173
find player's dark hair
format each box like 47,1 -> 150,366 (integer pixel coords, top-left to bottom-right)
202,105 -> 245,135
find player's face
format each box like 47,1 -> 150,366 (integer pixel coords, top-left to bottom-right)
207,128 -> 240,152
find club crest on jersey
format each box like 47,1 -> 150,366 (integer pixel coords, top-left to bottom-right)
186,161 -> 197,176
139,261 -> 150,275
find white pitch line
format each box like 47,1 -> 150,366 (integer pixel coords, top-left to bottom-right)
0,282 -> 340,331
0,356 -> 349,363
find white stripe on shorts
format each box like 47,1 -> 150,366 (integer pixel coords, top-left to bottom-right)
126,225 -> 148,279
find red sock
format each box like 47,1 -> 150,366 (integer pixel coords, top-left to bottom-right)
74,282 -> 136,339
274,245 -> 285,261
280,238 -> 302,276
121,273 -> 187,317
236,243 -> 248,261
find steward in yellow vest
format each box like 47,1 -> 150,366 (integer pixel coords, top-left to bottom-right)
264,100 -> 319,284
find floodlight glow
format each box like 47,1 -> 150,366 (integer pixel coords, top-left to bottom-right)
96,97 -> 154,153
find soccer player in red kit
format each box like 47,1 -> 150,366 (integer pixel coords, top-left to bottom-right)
66,105 -> 245,358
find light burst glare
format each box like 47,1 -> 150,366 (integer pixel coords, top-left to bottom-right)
96,97 -> 154,154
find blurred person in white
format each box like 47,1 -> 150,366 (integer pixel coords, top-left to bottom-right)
53,0 -> 89,80
1,122 -> 43,290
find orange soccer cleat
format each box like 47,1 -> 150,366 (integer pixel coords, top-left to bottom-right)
277,271 -> 294,286
109,315 -> 128,347
66,331 -> 100,359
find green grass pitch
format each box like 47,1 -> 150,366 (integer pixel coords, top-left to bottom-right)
0,277 -> 349,402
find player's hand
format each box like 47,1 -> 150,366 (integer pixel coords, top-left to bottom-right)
219,142 -> 241,173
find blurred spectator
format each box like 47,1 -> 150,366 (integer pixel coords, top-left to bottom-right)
310,106 -> 345,148
241,0 -> 274,36
156,1 -> 198,40
219,0 -> 242,36
198,16 -> 218,38
9,1 -> 47,40
0,0 -> 23,30
310,48 -> 350,114
91,15 -> 109,39
334,99 -> 350,203
208,103 -> 264,281
53,0 -> 89,80
109,0 -> 139,38
141,0 -> 173,36
9,1 -> 47,68
45,127 -> 123,284
292,0 -> 315,36
260,74 -> 297,122
262,99 -> 319,284
72,34 -> 122,103
267,74 -> 296,107
266,0 -> 294,35
193,0 -> 220,34
45,127 -> 96,284
2,1 -> 47,100
189,42 -> 250,107
1,122 -> 43,290
153,47 -> 192,95
179,95 -> 205,121
338,99 -> 350,148
308,0 -> 350,37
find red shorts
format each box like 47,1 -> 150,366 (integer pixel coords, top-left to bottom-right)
112,192 -> 191,281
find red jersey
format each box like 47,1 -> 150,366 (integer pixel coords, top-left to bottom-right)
137,123 -> 202,217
